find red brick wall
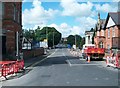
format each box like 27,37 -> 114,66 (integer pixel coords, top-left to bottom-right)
2,2 -> 22,55
94,29 -> 106,48
23,48 -> 44,59
105,26 -> 119,49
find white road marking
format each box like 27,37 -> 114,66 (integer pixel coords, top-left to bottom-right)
31,49 -> 57,67
70,64 -> 102,66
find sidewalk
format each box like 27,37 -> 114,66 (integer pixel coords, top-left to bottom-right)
24,49 -> 55,68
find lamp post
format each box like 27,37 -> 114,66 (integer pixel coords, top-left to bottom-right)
75,35 -> 77,49
53,31 -> 54,48
46,26 -> 48,48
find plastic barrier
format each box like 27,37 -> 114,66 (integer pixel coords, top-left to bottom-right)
115,54 -> 120,68
106,55 -> 120,68
0,60 -> 24,79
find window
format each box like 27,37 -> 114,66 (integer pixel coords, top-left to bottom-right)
107,44 -> 110,49
18,11 -> 20,23
101,30 -> 104,36
0,2 -> 4,19
99,42 -> 104,48
97,31 -> 100,36
88,36 -> 90,44
108,28 -> 110,38
2,3 -> 4,17
112,27 -> 115,37
13,4 -> 16,21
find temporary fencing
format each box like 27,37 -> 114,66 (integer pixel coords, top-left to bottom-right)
0,60 -> 24,79
106,54 -> 120,68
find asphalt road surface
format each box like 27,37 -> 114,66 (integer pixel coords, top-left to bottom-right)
1,48 -> 119,87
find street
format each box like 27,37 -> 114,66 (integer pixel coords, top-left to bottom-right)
1,48 -> 118,86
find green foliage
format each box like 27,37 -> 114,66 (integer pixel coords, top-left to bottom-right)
67,35 -> 82,48
23,26 -> 62,47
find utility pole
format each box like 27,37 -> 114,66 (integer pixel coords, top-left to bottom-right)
53,31 -> 54,48
75,35 -> 77,49
46,26 -> 48,48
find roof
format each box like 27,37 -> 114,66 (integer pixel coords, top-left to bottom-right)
95,19 -> 106,31
22,37 -> 32,44
100,19 -> 106,29
109,12 -> 120,25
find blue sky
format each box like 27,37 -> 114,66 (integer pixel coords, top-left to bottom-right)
22,0 -> 118,37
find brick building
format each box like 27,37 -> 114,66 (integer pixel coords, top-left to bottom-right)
94,13 -> 106,48
0,2 -> 22,60
94,12 -> 120,56
104,12 -> 120,54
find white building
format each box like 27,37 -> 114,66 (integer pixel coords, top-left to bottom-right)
85,30 -> 94,45
22,37 -> 32,50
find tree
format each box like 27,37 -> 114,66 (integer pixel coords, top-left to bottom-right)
67,35 -> 82,47
23,27 -> 62,47
35,27 -> 61,47
67,35 -> 75,47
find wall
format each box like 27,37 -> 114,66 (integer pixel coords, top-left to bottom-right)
2,2 -> 22,56
23,48 -> 44,59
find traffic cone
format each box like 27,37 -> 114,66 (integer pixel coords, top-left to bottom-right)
87,56 -> 90,63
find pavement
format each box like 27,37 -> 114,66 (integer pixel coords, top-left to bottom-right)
1,48 -> 119,87
24,49 -> 55,68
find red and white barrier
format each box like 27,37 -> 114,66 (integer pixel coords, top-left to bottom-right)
106,54 -> 120,68
0,60 -> 24,79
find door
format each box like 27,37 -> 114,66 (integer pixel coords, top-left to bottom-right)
2,36 -> 6,55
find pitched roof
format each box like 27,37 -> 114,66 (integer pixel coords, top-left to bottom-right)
109,12 -> 120,25
95,19 -> 106,31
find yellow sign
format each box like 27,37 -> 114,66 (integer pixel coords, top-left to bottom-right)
44,39 -> 48,42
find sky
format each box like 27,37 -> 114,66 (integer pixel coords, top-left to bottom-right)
22,0 -> 119,37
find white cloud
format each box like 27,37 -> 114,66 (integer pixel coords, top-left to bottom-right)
22,0 -> 59,28
60,0 -> 93,17
49,23 -> 88,37
95,3 -> 118,12
112,0 -> 120,2
77,17 -> 97,28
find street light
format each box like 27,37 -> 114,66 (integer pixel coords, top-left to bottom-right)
75,35 -> 77,49
53,31 -> 54,48
46,26 -> 48,48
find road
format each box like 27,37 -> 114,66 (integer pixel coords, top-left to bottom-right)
1,48 -> 119,87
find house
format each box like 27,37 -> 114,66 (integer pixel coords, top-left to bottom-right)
85,29 -> 94,45
22,37 -> 32,50
0,2 -> 22,60
94,12 -> 120,56
104,12 -> 120,54
94,13 -> 106,48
